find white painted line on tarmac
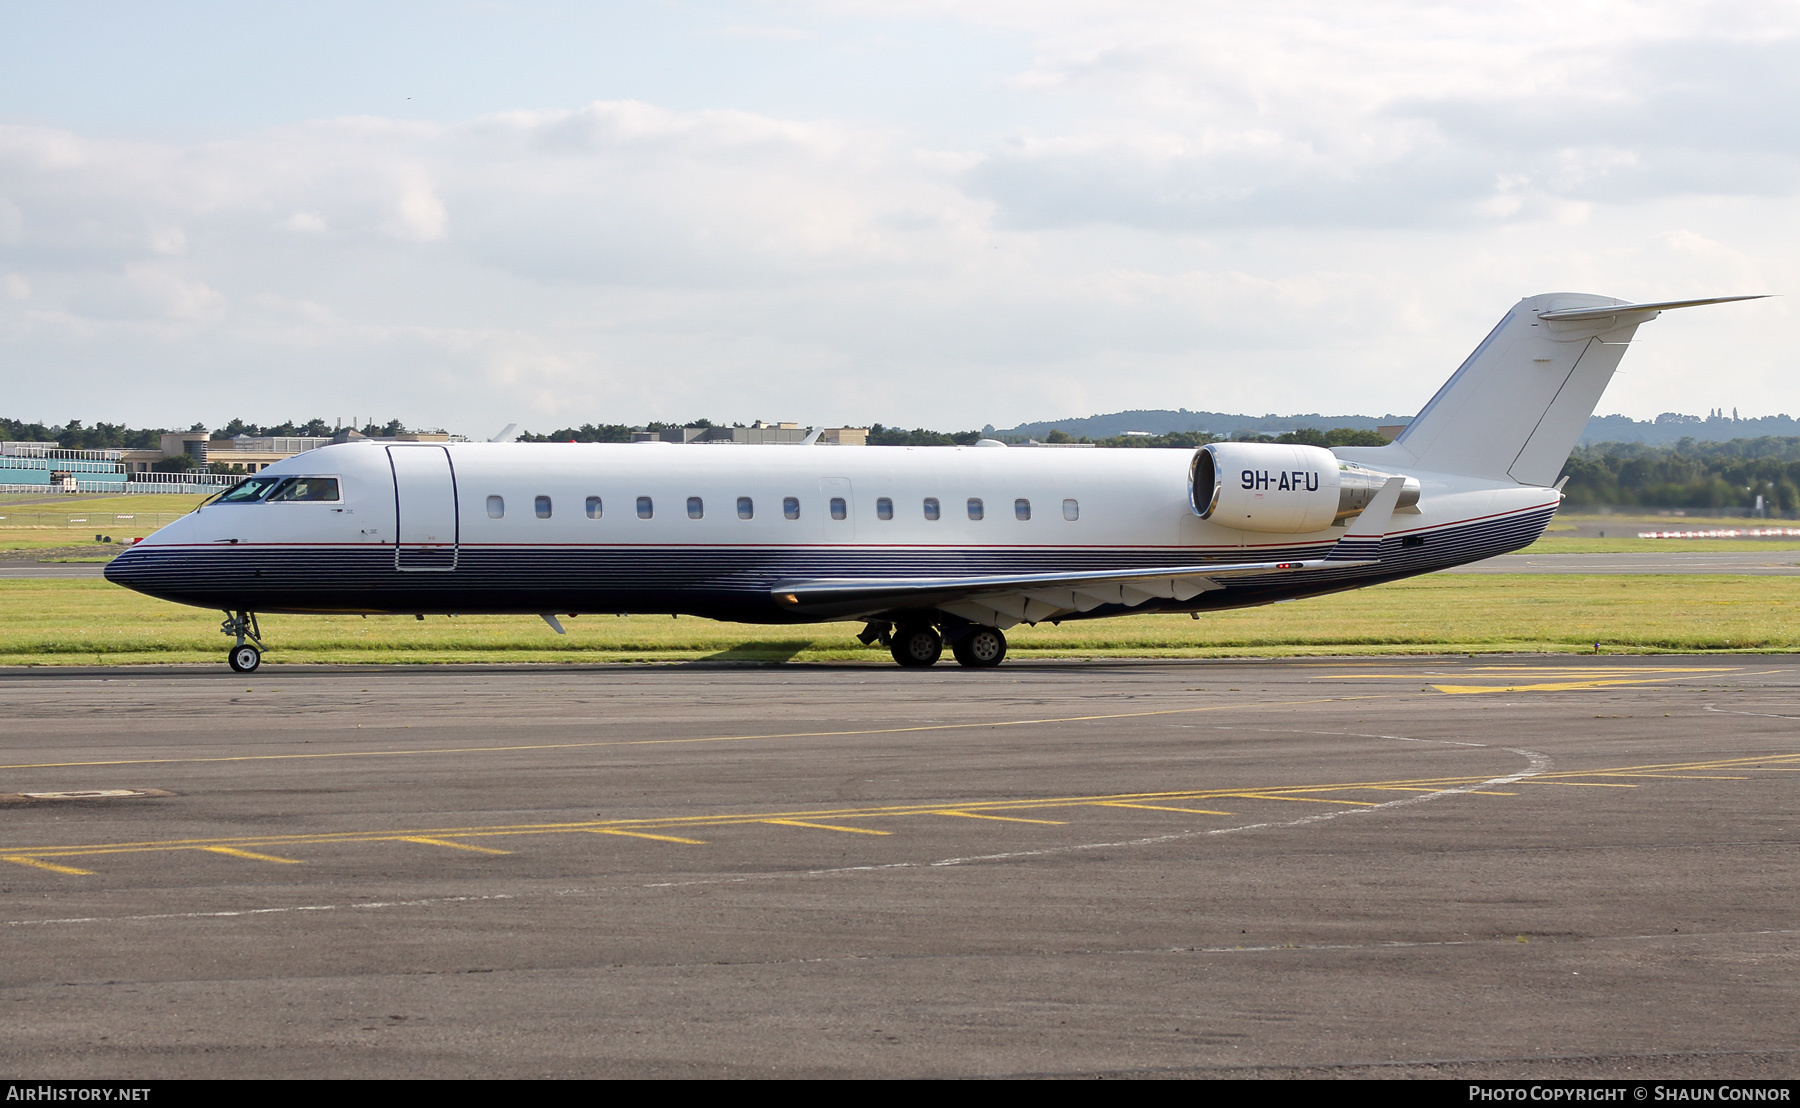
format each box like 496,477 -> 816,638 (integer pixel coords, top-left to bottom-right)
2,893 -> 515,928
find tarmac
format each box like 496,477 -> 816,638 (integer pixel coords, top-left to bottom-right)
1,656 -> 1795,1078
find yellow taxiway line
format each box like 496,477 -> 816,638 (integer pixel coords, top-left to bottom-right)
4,752 -> 1793,872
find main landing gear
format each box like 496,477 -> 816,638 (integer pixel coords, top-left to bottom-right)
888,623 -> 943,667
221,610 -> 264,672
866,621 -> 1007,668
950,625 -> 1007,668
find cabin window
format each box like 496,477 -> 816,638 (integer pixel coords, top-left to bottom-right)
923,497 -> 940,521
830,497 -> 847,520
783,496 -> 800,520
688,496 -> 703,520
487,495 -> 504,519
876,497 -> 893,520
737,496 -> 753,519
586,496 -> 602,519
967,498 -> 984,520
637,496 -> 653,519
1063,498 -> 1079,521
535,495 -> 552,519
1015,498 -> 1030,521
266,477 -> 340,503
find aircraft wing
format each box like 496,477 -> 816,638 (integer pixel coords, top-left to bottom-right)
772,477 -> 1408,626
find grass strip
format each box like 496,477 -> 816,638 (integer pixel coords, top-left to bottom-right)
1,574 -> 1795,665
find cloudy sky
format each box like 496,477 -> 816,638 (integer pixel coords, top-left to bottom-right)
1,1 -> 1794,436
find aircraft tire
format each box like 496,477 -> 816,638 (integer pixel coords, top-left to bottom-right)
951,626 -> 1007,668
228,645 -> 262,673
889,624 -> 942,667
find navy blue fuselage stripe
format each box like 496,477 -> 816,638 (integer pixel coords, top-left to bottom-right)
103,505 -> 1556,623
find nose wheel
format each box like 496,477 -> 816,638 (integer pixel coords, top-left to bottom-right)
220,610 -> 265,672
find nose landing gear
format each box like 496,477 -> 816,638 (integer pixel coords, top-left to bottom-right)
221,610 -> 264,672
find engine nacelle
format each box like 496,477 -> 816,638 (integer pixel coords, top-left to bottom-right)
1190,443 -> 1420,533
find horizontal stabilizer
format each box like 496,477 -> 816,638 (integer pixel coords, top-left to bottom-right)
1536,295 -> 1767,322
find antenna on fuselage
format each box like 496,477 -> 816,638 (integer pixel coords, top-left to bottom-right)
801,427 -> 823,445
488,423 -> 518,443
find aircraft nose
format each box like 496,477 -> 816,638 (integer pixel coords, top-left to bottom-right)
104,514 -> 193,591
102,545 -> 140,588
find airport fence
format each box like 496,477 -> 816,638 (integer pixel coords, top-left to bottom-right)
0,508 -> 193,531
127,473 -> 242,490
1638,527 -> 1800,539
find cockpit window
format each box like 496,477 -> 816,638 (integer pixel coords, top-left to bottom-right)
214,476 -> 282,503
266,477 -> 341,503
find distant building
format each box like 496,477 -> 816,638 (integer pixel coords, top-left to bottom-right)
1,442 -> 130,492
139,432 -> 334,475
1377,424 -> 1407,442
656,422 -> 869,445
5,427 -> 465,494
115,430 -> 460,475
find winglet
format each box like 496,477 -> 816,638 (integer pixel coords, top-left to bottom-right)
1325,476 -> 1407,561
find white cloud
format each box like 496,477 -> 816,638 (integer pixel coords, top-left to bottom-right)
0,3 -> 1797,432
281,211 -> 328,234
948,3 -> 1800,232
714,24 -> 816,41
381,182 -> 448,242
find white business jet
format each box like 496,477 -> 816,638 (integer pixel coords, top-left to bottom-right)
105,293 -> 1763,672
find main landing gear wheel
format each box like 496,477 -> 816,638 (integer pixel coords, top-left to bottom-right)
228,644 -> 262,673
951,626 -> 1007,668
889,624 -> 942,667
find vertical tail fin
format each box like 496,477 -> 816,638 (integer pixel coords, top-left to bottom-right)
1378,293 -> 1764,486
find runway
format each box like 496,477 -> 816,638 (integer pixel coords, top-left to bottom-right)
0,563 -> 108,578
1443,550 -> 1800,575
0,656 -> 1794,1078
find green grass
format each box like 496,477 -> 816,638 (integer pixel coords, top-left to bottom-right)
0,492 -> 208,541
0,537 -> 130,554
2,575 -> 1795,666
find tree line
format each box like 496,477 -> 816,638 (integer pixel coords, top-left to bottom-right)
1,416 -> 426,475
18,412 -> 1795,511
515,423 -> 1391,449
1561,438 -> 1800,513
1,416 -> 419,448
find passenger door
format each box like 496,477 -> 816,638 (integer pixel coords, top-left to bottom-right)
388,446 -> 458,571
